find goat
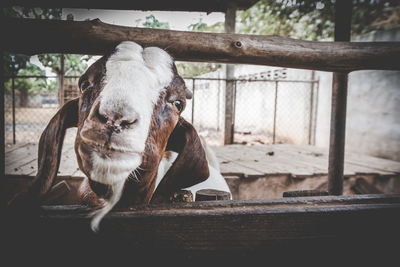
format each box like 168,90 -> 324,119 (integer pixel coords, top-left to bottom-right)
9,41 -> 231,231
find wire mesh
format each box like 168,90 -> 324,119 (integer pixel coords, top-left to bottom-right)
194,79 -> 224,146
4,76 -> 79,146
4,76 -> 318,147
234,80 -> 277,144
274,81 -> 313,144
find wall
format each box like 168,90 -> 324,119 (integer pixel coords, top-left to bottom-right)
314,27 -> 400,161
184,65 -> 316,145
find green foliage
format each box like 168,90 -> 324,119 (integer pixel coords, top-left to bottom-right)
237,0 -> 400,40
3,54 -> 30,77
188,19 -> 224,33
4,6 -> 62,20
4,7 -> 89,98
37,54 -> 92,75
139,15 -> 222,77
180,1 -> 399,76
5,63 -> 56,107
176,62 -> 222,78
142,15 -> 170,29
5,63 -> 57,92
3,7 -> 63,77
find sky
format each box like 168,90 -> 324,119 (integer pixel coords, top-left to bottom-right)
62,8 -> 225,31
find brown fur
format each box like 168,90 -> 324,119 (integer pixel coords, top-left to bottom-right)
9,46 -> 209,210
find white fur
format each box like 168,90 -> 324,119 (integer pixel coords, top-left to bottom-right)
90,180 -> 125,232
200,136 -> 220,171
88,41 -> 174,231
184,144 -> 231,199
92,41 -> 173,186
155,152 -> 179,189
90,151 -> 141,185
155,147 -> 231,200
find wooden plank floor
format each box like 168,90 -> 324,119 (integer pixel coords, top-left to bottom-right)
5,142 -> 400,179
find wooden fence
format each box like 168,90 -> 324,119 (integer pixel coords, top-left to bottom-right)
2,0 -> 400,257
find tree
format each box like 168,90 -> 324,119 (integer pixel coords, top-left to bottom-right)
176,61 -> 222,78
4,63 -> 55,107
38,54 -> 92,76
4,7 -> 91,107
179,1 -> 399,76
3,7 -> 63,76
188,18 -> 224,33
237,0 -> 400,41
139,14 -> 220,77
142,15 -> 170,29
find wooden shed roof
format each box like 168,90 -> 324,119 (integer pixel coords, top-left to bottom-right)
3,0 -> 259,12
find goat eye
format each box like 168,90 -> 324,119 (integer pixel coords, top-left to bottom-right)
173,100 -> 183,112
80,81 -> 91,91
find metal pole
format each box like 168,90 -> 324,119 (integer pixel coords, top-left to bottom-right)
308,71 -> 315,145
217,76 -> 221,131
272,81 -> 278,144
232,80 -> 237,143
11,77 -> 16,144
191,78 -> 195,124
312,78 -> 320,145
328,0 -> 352,195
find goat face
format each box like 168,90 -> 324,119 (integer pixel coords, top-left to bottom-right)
76,42 -> 188,187
12,41 -> 209,230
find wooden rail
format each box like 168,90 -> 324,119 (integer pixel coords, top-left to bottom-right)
5,194 -> 400,260
3,17 -> 400,72
3,3 -> 400,260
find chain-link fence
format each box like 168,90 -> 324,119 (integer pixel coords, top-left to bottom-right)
4,75 -> 318,147
4,75 -> 79,146
181,78 -> 319,146
182,78 -> 226,146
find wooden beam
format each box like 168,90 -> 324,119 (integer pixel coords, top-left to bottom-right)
6,194 -> 400,257
224,5 -> 236,145
3,17 -> 400,72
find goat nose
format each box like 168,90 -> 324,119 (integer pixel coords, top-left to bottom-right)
97,111 -> 138,133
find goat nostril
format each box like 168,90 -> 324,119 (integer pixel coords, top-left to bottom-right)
96,110 -> 108,124
120,118 -> 138,128
113,125 -> 122,134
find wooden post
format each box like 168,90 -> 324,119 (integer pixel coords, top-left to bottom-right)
224,5 -> 236,145
328,0 -> 352,195
170,190 -> 194,203
58,54 -> 65,107
191,78 -> 195,124
196,189 -> 231,201
11,77 -> 16,144
1,8 -> 6,211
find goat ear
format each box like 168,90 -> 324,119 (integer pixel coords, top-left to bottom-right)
8,98 -> 79,209
150,118 -> 209,203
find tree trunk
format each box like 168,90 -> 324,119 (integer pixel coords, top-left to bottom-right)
19,87 -> 29,107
